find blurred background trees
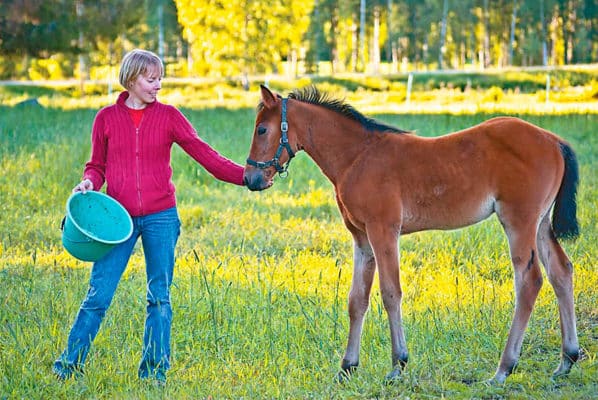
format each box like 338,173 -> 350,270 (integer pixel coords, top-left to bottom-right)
0,0 -> 596,80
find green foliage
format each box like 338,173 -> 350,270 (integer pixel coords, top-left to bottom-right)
175,0 -> 315,77
2,0 -> 598,80
27,55 -> 74,80
0,86 -> 597,398
267,76 -> 313,92
312,68 -> 598,95
0,56 -> 17,80
0,0 -> 78,57
482,86 -> 505,103
538,80 -> 598,103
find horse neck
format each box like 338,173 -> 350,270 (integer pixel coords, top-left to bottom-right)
293,103 -> 370,185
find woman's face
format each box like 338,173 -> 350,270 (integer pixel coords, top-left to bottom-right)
128,66 -> 162,106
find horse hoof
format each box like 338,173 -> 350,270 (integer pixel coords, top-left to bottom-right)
336,367 -> 357,384
336,371 -> 349,384
552,363 -> 573,378
485,375 -> 506,386
553,350 -> 579,378
384,368 -> 402,385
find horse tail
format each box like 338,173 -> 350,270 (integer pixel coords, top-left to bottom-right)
552,141 -> 580,239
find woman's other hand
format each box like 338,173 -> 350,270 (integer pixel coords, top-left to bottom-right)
73,179 -> 94,194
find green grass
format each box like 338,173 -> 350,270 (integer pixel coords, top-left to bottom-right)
0,87 -> 596,399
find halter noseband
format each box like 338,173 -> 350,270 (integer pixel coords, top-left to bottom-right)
246,98 -> 295,177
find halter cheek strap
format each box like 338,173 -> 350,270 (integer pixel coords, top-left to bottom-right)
246,98 -> 295,176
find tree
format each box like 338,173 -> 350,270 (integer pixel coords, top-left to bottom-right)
2,0 -> 597,79
0,0 -> 78,58
438,0 -> 449,69
508,0 -> 518,65
359,0 -> 366,70
483,0 -> 490,67
144,0 -> 184,61
176,0 -> 314,77
305,0 -> 341,75
449,0 -> 477,67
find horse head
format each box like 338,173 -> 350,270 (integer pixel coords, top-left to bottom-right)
244,85 -> 298,191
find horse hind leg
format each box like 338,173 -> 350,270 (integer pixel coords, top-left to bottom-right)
338,232 -> 376,382
537,215 -> 580,377
492,218 -> 544,384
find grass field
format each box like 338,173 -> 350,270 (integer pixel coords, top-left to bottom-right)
0,82 -> 596,399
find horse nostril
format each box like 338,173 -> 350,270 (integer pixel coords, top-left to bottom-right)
244,173 -> 259,191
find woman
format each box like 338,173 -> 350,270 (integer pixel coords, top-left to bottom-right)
53,49 -> 245,384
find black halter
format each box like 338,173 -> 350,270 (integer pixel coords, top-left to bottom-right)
246,98 -> 295,176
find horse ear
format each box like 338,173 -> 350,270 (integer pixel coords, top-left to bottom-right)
260,84 -> 278,109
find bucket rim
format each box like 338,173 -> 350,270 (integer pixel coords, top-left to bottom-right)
66,191 -> 133,245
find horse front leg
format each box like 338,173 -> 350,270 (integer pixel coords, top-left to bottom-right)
367,224 -> 408,383
338,232 -> 376,382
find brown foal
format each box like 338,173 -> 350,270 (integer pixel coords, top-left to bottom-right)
244,85 -> 580,384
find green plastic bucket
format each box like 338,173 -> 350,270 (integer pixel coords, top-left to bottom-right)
62,191 -> 133,262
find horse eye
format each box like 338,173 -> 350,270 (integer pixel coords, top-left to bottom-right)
257,126 -> 267,135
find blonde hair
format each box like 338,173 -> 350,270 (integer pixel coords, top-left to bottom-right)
118,49 -> 164,89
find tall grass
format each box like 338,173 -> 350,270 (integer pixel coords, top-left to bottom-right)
0,91 -> 596,398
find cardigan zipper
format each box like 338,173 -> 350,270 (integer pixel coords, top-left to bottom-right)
132,108 -> 148,215
135,126 -> 143,215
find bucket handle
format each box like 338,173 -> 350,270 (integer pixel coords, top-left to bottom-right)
60,216 -> 66,231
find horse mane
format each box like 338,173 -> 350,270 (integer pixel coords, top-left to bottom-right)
287,86 -> 410,134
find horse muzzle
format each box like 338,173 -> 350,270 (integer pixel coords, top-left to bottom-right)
243,168 -> 273,191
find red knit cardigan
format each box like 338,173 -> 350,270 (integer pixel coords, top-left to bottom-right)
83,91 -> 245,216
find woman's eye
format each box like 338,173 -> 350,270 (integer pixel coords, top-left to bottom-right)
257,126 -> 267,135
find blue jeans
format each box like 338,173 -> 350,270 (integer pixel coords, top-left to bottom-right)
54,207 -> 181,380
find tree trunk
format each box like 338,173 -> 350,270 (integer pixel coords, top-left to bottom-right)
108,41 -> 114,95
158,0 -> 165,60
565,1 -> 577,64
359,0 -> 366,71
408,7 -> 418,65
483,0 -> 490,68
351,14 -> 358,72
373,6 -> 381,73
76,1 -> 86,95
438,0 -> 449,69
313,1 -> 320,74
330,9 -> 339,75
540,0 -> 548,66
386,0 -> 392,64
508,0 -> 518,66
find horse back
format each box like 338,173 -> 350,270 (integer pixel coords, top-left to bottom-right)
336,117 -> 567,234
